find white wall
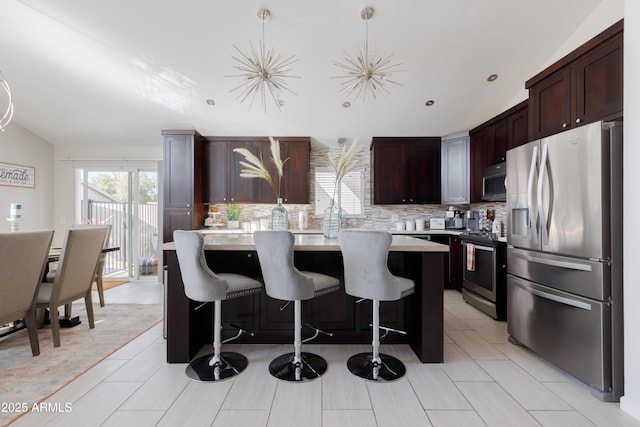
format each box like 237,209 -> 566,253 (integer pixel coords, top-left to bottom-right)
0,123 -> 54,232
622,0 -> 640,420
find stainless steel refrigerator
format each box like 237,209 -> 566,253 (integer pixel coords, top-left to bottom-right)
506,121 -> 623,401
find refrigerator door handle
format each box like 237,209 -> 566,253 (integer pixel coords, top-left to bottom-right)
527,145 -> 539,243
538,143 -> 550,245
518,282 -> 592,311
512,251 -> 593,272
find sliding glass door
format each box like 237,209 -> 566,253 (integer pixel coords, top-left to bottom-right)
76,168 -> 159,278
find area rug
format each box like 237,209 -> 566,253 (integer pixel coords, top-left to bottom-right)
0,303 -> 162,426
92,280 -> 129,291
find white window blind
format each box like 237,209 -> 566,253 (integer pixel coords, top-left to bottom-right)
314,167 -> 364,216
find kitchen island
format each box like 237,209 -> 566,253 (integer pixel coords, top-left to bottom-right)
163,234 -> 448,364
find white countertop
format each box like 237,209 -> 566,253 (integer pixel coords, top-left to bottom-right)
199,228 -> 465,236
163,233 -> 449,253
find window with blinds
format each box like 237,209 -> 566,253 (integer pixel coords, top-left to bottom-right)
315,167 -> 364,216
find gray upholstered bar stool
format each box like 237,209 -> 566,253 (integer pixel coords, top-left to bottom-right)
173,230 -> 262,382
339,230 -> 415,382
253,231 -> 340,382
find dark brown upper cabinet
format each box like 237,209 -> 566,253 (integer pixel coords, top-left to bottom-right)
527,20 -> 623,140
162,130 -> 205,242
469,100 -> 528,203
371,137 -> 441,205
206,137 -> 310,204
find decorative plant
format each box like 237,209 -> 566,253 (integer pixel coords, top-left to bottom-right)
225,203 -> 242,221
328,139 -> 365,204
233,137 -> 289,198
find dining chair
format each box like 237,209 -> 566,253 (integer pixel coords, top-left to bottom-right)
0,230 -> 54,356
36,226 -> 108,347
74,224 -> 112,307
47,223 -> 113,307
173,230 -> 262,381
253,230 -> 340,382
339,230 -> 415,381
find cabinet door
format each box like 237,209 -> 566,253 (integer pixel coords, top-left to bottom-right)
530,67 -> 572,139
371,142 -> 404,204
163,134 -> 193,209
281,140 -> 310,204
206,140 -> 229,202
406,141 -> 441,203
507,106 -> 529,150
492,118 -> 508,164
229,141 -> 258,203
449,235 -> 463,291
575,35 -> 623,125
469,127 -> 491,203
441,136 -> 469,204
163,209 -> 192,243
253,140 -> 278,203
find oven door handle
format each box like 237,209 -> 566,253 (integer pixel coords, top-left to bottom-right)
462,242 -> 495,252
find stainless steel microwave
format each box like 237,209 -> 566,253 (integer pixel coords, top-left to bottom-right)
482,162 -> 506,201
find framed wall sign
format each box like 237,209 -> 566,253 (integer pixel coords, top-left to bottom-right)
0,162 -> 36,188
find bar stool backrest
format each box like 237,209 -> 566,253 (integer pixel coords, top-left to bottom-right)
339,230 -> 404,301
173,230 -> 227,302
253,231 -> 314,301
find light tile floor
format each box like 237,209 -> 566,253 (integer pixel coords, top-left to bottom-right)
8,285 -> 640,427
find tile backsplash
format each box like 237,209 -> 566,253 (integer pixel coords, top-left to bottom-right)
208,143 -> 507,234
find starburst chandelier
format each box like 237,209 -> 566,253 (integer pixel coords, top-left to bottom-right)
0,72 -> 14,132
228,9 -> 300,113
332,7 -> 403,102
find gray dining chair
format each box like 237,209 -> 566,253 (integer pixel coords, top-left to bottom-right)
47,223 -> 113,307
339,230 -> 415,381
253,230 -> 340,382
173,230 -> 262,382
0,230 -> 54,356
74,224 -> 112,307
36,226 -> 108,347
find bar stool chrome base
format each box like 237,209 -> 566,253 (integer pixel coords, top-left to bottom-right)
347,352 -> 406,382
269,352 -> 328,382
186,352 -> 248,382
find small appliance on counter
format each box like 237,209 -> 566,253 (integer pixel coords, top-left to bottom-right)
465,210 -> 479,231
445,210 -> 465,229
429,218 -> 445,230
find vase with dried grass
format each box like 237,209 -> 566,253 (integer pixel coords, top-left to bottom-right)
324,140 -> 364,238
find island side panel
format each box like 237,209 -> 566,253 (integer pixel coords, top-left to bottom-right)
406,251 -> 445,363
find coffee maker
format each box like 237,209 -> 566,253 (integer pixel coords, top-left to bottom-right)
466,210 -> 479,231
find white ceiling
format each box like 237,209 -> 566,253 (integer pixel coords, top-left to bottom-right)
0,0 -> 606,148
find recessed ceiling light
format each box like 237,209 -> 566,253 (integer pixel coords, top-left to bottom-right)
206,99 -> 215,106
425,100 -> 435,107
342,101 -> 351,108
487,74 -> 498,82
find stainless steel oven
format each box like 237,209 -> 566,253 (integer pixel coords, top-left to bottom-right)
460,233 -> 506,319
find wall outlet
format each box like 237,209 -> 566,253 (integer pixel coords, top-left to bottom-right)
391,213 -> 399,222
